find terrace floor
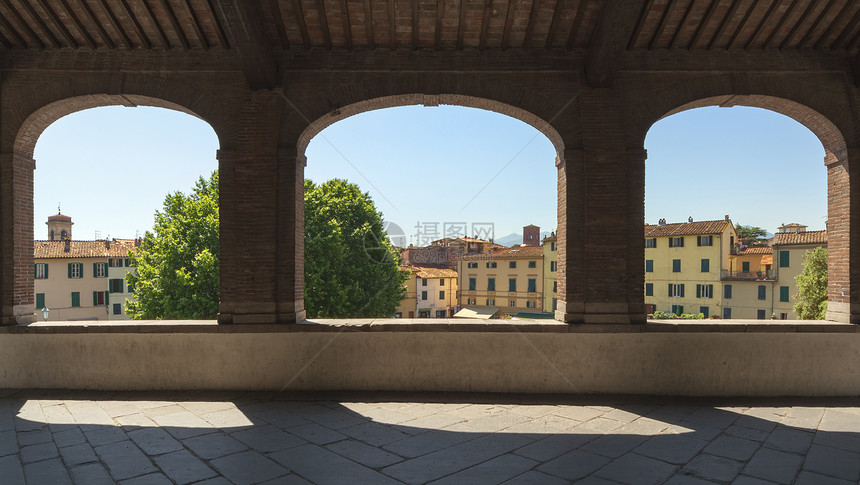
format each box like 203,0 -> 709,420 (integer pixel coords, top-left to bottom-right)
0,391 -> 858,484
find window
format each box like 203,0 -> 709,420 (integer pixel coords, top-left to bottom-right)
439,278 -> 445,286
486,262 -> 497,268
487,278 -> 495,291
697,235 -> 713,247
550,261 -> 556,271
394,312 -> 402,318
126,281 -> 135,293
421,291 -> 427,300
672,259 -> 681,272
701,259 -> 709,273
645,260 -> 653,273
439,291 -> 445,300
71,292 -> 80,307
510,300 -> 516,307
528,261 -> 536,268
553,281 -> 557,293
552,298 -> 557,310
124,258 -> 131,267
779,250 -> 790,268
508,278 -> 516,292
436,310 -> 446,318
723,308 -> 732,319
758,285 -> 767,300
34,263 -> 48,280
550,242 -> 556,251
68,263 -> 83,279
422,278 -> 428,286
109,279 -> 124,293
742,261 -> 750,272
724,285 -> 732,299
780,286 -> 789,302
645,238 -> 656,248
645,283 -> 653,297
35,293 -> 45,309
780,313 -> 788,320
527,278 -> 536,292
757,309 -> 766,319
486,299 -> 495,306
93,262 -> 107,278
696,284 -> 713,299
509,261 -> 517,269
669,237 -> 684,247
699,306 -> 709,318
671,304 -> 684,315
526,301 -> 536,309
467,262 -> 478,269
93,291 -> 108,306
668,284 -> 684,298
468,278 -> 476,291
467,298 -> 476,305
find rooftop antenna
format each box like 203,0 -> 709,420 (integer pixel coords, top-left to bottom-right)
94,230 -> 102,240
57,203 -> 61,214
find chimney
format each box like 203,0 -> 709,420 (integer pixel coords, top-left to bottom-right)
64,240 -> 70,252
725,214 -> 730,222
134,237 -> 142,247
105,239 -> 111,249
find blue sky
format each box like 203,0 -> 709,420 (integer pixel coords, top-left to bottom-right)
32,102 -> 826,242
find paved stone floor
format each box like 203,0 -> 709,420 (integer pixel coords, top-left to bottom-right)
0,391 -> 858,484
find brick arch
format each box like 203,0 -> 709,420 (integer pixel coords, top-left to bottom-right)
646,94 -> 853,322
295,93 -> 565,161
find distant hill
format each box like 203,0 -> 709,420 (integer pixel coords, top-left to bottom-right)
494,231 -> 553,247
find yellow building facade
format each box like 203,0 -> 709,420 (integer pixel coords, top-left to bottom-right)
543,235 -> 557,312
457,245 -> 545,316
772,230 -> 827,319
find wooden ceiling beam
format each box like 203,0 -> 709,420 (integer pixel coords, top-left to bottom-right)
797,0 -> 836,49
340,0 -> 353,49
669,0 -> 697,50
79,0 -> 116,48
137,0 -> 171,48
689,0 -> 720,50
212,0 -> 280,89
98,0 -> 135,48
545,0 -> 566,49
727,0 -> 760,50
19,0 -> 61,48
745,0 -> 782,50
118,0 -> 152,48
763,0 -> 800,48
586,0 -> 644,86
1,0 -> 45,48
35,0 -> 76,48
649,0 -> 675,50
813,0 -> 851,49
181,0 -> 211,49
363,0 -> 375,48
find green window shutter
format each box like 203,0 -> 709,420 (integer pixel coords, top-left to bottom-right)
93,263 -> 98,277
35,293 -> 45,309
93,291 -> 98,306
71,292 -> 80,307
701,259 -> 709,272
68,263 -> 72,278
668,284 -> 672,295
708,285 -> 713,298
742,261 -> 750,272
105,291 -> 109,305
780,250 -> 790,268
780,286 -> 789,302
44,264 -> 48,278
696,284 -> 701,298
34,264 -> 37,278
680,284 -> 685,297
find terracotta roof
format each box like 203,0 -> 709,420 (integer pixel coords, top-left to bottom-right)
738,246 -> 772,255
644,220 -> 730,237
489,245 -> 544,258
34,240 -> 137,259
47,212 -> 72,223
408,266 -> 458,279
772,230 -> 827,246
542,235 -> 557,243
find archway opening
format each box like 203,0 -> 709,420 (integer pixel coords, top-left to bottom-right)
300,97 -> 561,320
22,100 -> 219,322
644,96 -> 844,322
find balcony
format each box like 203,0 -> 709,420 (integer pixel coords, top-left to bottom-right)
721,269 -> 776,281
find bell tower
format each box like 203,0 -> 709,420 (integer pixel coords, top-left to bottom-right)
46,209 -> 73,241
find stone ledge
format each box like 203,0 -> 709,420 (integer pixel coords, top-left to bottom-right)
1,318 -> 854,334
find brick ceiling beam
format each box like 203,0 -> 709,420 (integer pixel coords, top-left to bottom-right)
212,0 -> 279,90
585,0 -> 644,87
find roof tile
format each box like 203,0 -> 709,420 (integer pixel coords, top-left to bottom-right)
34,240 -> 137,259
644,220 -> 730,237
772,230 -> 827,246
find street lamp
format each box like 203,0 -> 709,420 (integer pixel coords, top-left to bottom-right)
41,307 -> 49,321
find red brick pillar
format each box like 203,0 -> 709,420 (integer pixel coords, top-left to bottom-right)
555,149 -> 585,322
0,152 -> 36,324
274,147 -> 306,322
825,146 -> 858,323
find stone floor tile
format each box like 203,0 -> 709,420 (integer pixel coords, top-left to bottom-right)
743,447 -> 804,484
507,405 -> 559,418
663,474 -> 718,485
24,457 -> 72,485
634,433 -> 708,464
178,400 -> 237,416
795,470 -> 856,485
64,401 -> 114,430
230,424 -> 305,452
381,427 -> 482,458
732,475 -> 780,484
681,453 -> 744,482
593,452 -> 677,485
68,463 -> 114,485
53,427 -> 87,448
724,424 -> 771,442
270,443 -> 402,485
153,449 -> 218,484
21,441 -> 59,463
210,450 -> 289,485
463,412 -> 530,432
127,427 -> 184,455
182,431 -> 248,459
681,408 -> 739,430
550,406 -> 604,422
601,408 -> 645,424
326,438 -> 405,468
665,423 -> 724,442
429,453 -> 538,485
763,426 -> 814,454
537,448 -> 611,481
382,433 -> 532,484
703,434 -> 762,461
199,408 -> 256,430
734,414 -> 779,433
192,478 -> 234,485
399,412 -> 465,432
286,422 -> 348,445
0,429 -> 19,457
257,474 -> 313,484
0,453 -> 26,485
448,404 -> 506,419
119,472 -> 174,484
150,410 -> 215,439
340,420 -> 414,447
301,407 -> 372,429
500,470 -> 570,485
84,425 -> 128,447
802,443 -> 860,482
98,401 -> 141,418
114,412 -> 158,429
513,432 -> 595,461
576,416 -> 626,433
17,427 -> 53,446
94,439 -> 158,480
59,441 -> 98,466
579,432 -> 650,459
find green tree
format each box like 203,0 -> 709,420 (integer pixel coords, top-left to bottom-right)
126,171 -> 219,319
794,246 -> 827,320
735,224 -> 768,245
304,179 -> 407,318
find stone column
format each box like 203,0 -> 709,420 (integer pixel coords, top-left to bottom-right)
274,147 -> 306,322
825,146 -> 858,323
0,152 -> 36,324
